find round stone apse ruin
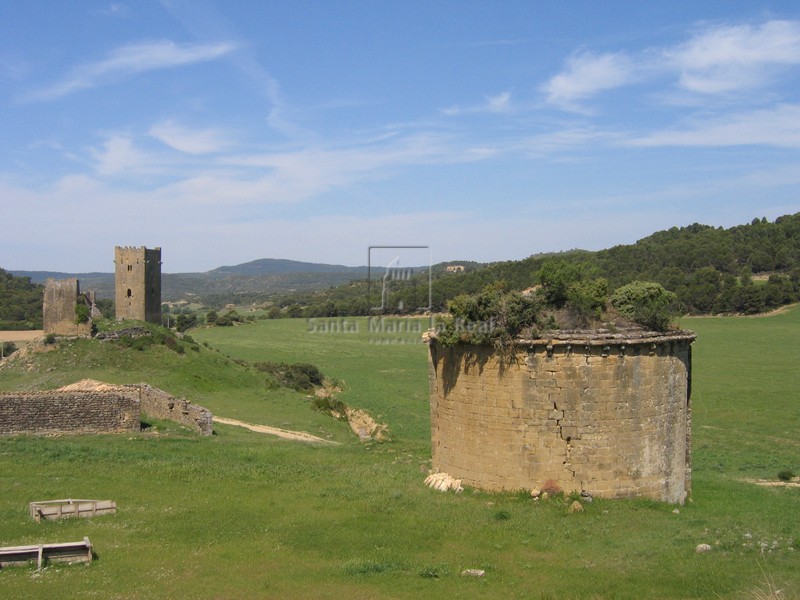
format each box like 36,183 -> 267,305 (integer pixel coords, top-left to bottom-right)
427,329 -> 696,504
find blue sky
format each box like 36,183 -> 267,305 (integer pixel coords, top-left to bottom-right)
2,1 -> 800,272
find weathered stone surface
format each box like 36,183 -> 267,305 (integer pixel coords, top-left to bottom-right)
695,543 -> 712,553
0,391 -> 140,435
115,246 -> 161,324
0,380 -> 213,437
43,278 -> 93,337
427,331 -> 695,504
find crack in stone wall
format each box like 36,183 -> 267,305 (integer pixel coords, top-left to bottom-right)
428,331 -> 695,503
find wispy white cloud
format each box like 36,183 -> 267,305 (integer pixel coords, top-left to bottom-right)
442,90 -> 514,116
91,136 -> 150,176
628,104 -> 800,148
521,128 -> 621,155
541,52 -> 634,111
160,0 -> 302,139
666,20 -> 800,94
25,40 -> 235,102
542,19 -> 800,111
148,120 -> 231,154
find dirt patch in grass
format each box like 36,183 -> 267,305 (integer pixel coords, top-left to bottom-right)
213,415 -> 339,445
745,479 -> 800,488
0,330 -> 43,343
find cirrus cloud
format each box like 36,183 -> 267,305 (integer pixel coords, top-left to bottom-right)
24,40 -> 236,102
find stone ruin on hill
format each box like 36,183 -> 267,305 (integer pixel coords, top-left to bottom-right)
43,278 -> 99,337
0,380 -> 212,437
427,327 -> 695,504
42,245 -> 163,338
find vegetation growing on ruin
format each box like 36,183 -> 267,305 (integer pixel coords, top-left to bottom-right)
436,275 -> 680,350
610,281 -> 679,332
435,283 -> 544,352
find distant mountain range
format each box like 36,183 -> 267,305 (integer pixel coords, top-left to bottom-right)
10,258 -> 415,302
209,258 -> 369,276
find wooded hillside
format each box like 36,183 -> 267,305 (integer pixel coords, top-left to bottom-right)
0,268 -> 43,330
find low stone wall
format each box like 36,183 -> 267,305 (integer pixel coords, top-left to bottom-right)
428,330 -> 695,503
134,384 -> 213,436
0,381 -> 212,437
0,392 -> 140,436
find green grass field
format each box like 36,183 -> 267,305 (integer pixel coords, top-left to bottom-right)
0,310 -> 798,599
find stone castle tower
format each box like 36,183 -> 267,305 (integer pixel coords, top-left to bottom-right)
114,246 -> 161,323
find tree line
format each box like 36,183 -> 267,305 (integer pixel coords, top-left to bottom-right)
0,268 -> 43,330
274,213 -> 800,317
2,213 -> 799,329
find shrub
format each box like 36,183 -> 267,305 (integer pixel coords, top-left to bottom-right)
176,313 -> 198,332
565,278 -> 608,326
74,303 -> 91,324
312,396 -> 348,419
253,361 -> 325,391
537,261 -> 586,308
610,281 -> 678,331
777,469 -> 796,482
437,283 -> 542,355
1,341 -> 17,358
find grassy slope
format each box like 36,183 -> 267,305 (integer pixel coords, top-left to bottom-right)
0,330 -> 353,443
0,314 -> 797,599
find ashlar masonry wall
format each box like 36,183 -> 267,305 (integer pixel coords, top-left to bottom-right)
0,392 -> 140,436
428,331 -> 695,503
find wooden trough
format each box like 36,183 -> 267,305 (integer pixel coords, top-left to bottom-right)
29,499 -> 116,522
0,537 -> 93,570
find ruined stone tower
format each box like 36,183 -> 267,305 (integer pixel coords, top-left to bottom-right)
42,278 -> 95,337
428,329 -> 696,504
114,246 -> 161,323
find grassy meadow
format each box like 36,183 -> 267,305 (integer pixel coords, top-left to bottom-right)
0,310 -> 798,599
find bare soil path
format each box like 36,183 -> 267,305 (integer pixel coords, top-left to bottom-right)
212,416 -> 339,445
0,330 -> 43,344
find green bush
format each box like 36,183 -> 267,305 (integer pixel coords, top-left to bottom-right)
565,278 -> 608,326
253,361 -> 325,391
611,281 -> 678,331
74,302 -> 91,324
311,396 -> 348,419
176,313 -> 198,332
437,283 -> 542,353
537,261 -> 586,308
777,469 -> 796,482
1,341 -> 17,358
